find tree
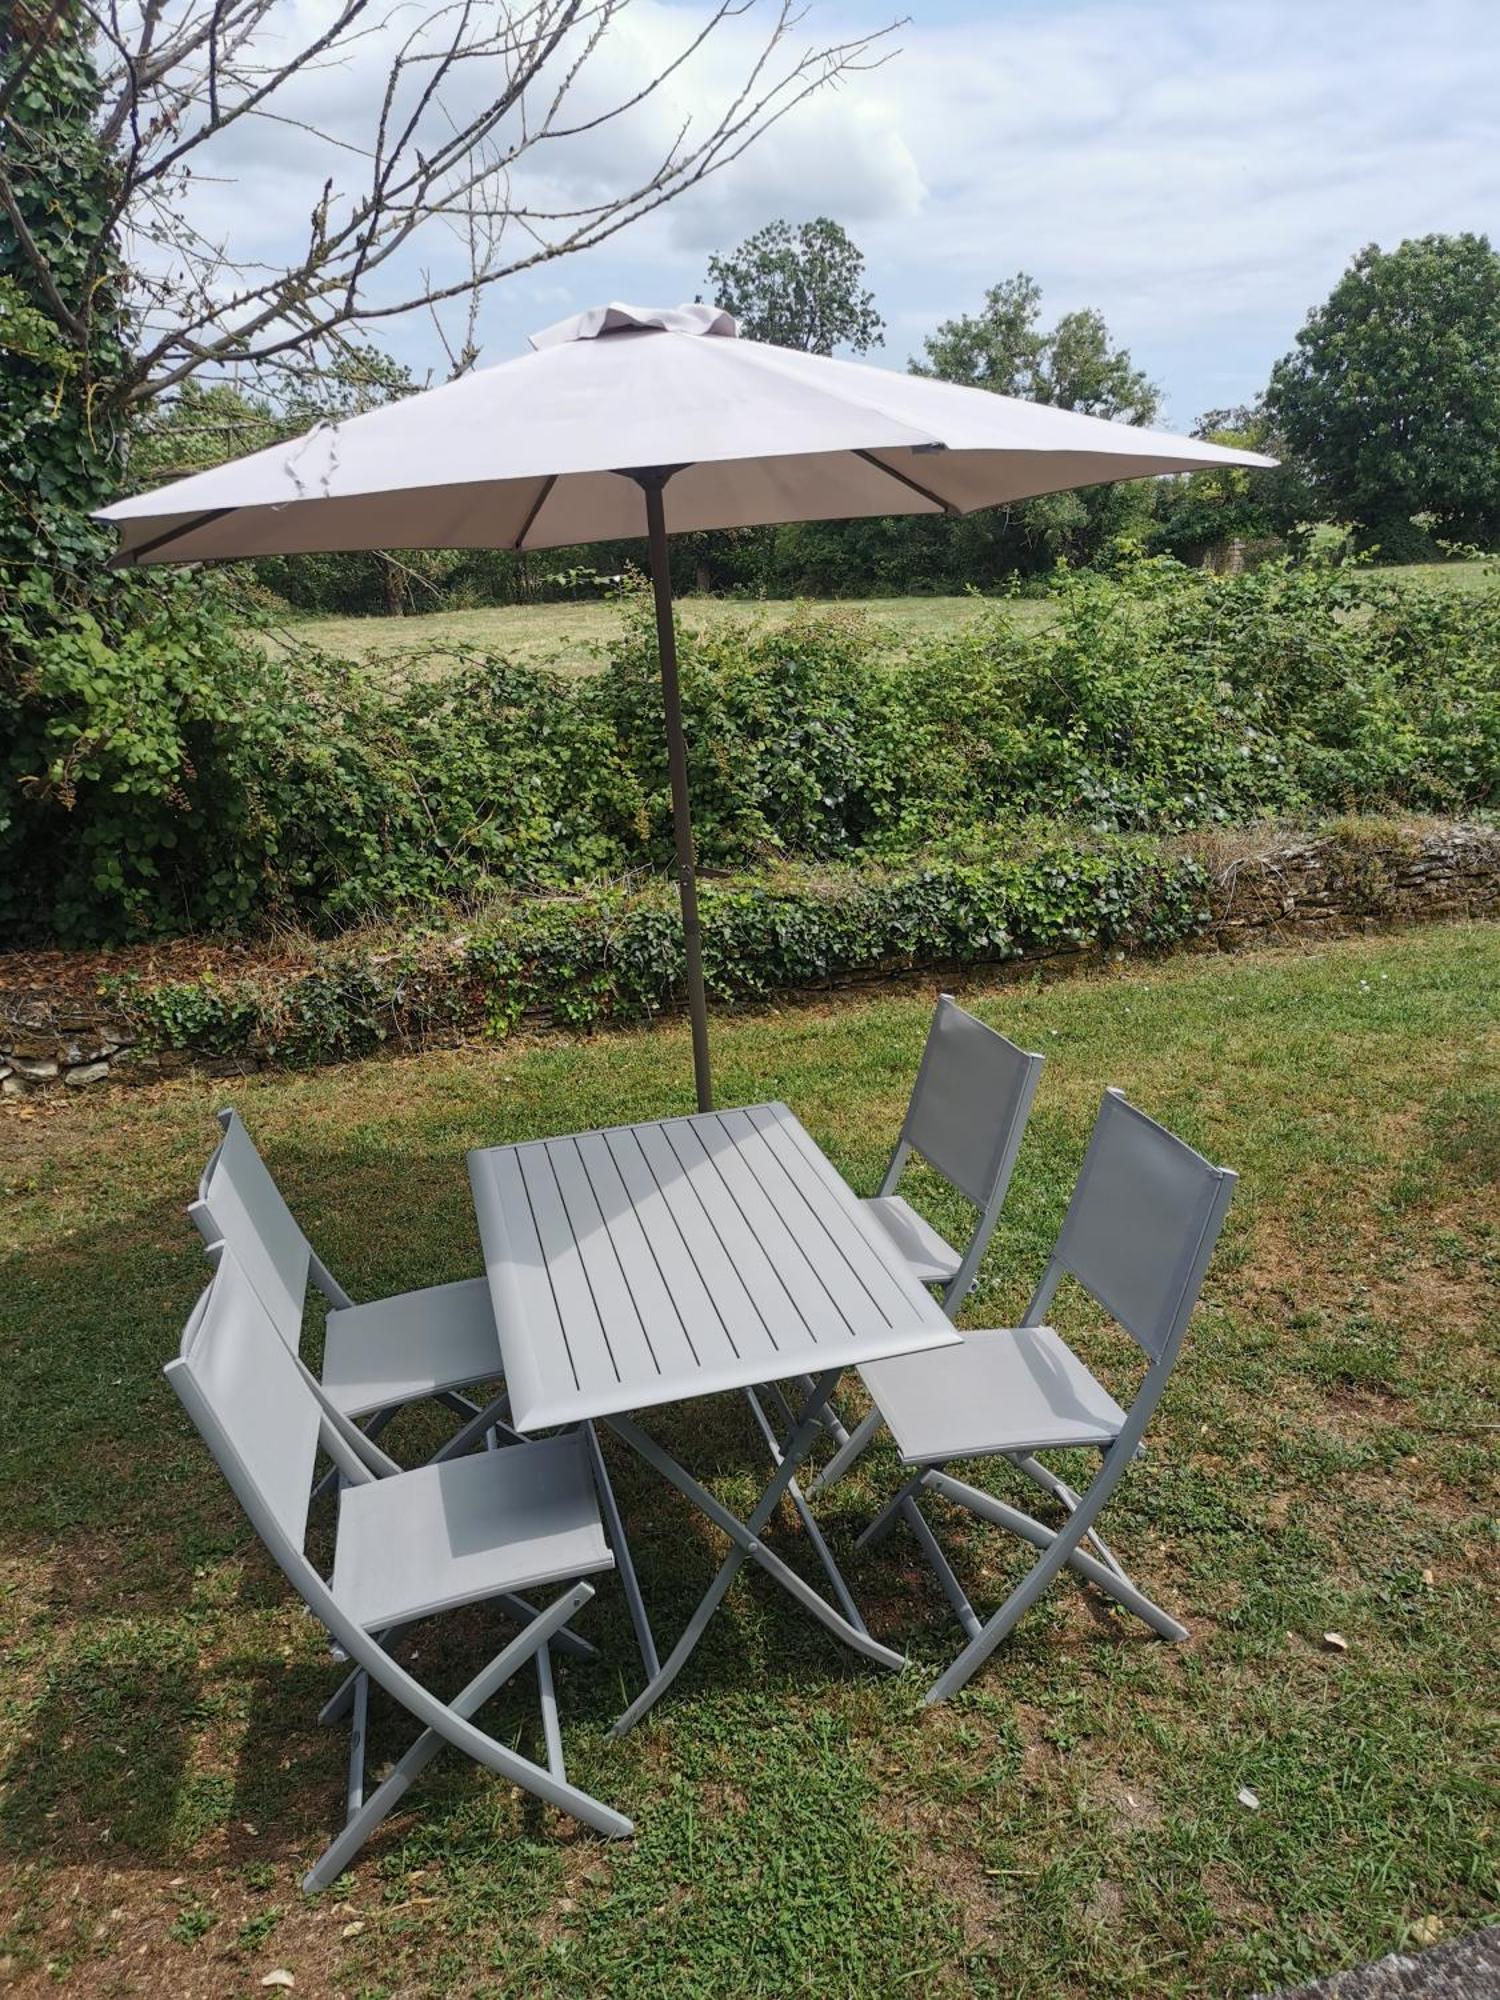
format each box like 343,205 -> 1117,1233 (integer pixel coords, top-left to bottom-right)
706,217 -> 884,353
914,273 -> 1159,424
0,2 -> 896,417
0,3 -> 129,573
1268,234 -> 1500,544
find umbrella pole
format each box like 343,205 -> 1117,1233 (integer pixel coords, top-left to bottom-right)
640,473 -> 713,1112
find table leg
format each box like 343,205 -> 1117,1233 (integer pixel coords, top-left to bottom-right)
607,1369 -> 906,1736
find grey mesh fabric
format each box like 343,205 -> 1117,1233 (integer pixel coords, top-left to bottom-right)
903,996 -> 1041,1209
193,1110 -> 311,1348
1048,1088 -> 1225,1360
870,996 -> 1045,1309
177,1239 -> 320,1548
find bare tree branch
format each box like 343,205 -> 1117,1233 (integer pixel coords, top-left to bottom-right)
0,0 -> 902,412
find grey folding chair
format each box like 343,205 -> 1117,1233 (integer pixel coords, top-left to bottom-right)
191,1108 -> 500,1430
836,1089 -> 1237,1702
166,1244 -> 632,1891
807,997 -> 1044,1491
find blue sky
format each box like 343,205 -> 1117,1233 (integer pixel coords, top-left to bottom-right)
201,0 -> 1500,428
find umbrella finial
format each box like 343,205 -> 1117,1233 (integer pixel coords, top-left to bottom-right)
528,302 -> 738,350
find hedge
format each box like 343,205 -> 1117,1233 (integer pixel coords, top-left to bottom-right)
7,554 -> 1499,944
103,835 -> 1210,1067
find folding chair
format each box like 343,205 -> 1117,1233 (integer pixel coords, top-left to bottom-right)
190,1108 -> 500,1430
166,1244 -> 632,1891
841,1089 -> 1236,1702
806,997 -> 1043,1491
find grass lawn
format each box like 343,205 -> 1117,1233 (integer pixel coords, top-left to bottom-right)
260,591 -> 1044,671
261,559 -> 1497,670
2,926 -> 1496,1996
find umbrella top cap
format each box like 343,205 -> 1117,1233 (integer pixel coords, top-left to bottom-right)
529,301 -> 738,351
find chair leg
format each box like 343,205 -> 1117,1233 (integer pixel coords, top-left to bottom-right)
535,1646 -> 566,1781
811,1407 -> 884,1495
1008,1453 -> 1130,1579
898,1495 -> 983,1641
345,1670 -> 369,1819
918,1467 -> 1186,1705
855,1468 -> 924,1549
303,1583 -> 626,1892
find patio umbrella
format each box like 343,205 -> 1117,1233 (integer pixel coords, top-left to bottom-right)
97,301 -> 1274,1109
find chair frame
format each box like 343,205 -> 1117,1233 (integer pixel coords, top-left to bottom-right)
167,1248 -> 632,1891
851,1090 -> 1237,1701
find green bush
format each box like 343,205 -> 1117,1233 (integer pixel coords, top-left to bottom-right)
106,833 -> 1212,1064
5,557 -> 1497,944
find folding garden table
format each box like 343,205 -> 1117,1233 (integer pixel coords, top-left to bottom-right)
468,1101 -> 961,1731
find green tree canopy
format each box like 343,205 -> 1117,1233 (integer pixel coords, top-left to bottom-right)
914,273 -> 1160,424
1268,233 -> 1500,543
706,218 -> 884,354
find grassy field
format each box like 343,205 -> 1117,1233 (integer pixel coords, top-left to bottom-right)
265,560 -> 1497,668
262,592 -> 1036,670
2,927 -> 1497,1996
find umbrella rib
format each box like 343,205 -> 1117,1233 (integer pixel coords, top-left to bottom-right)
852,450 -> 959,515
110,507 -> 238,565
512,475 -> 557,549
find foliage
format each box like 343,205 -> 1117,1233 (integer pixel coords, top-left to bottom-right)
1150,403 -> 1314,563
1269,234 -> 1500,544
914,273 -> 1159,423
7,558 -> 1499,944
0,6 -> 128,579
105,833 -> 1212,1061
706,217 -> 884,354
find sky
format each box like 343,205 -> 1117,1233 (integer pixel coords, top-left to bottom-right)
172,0 -> 1500,429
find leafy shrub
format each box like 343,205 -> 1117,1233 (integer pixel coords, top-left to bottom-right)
106,833 -> 1210,1063
5,557 -> 1497,945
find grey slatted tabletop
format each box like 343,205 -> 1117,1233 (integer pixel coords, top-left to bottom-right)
469,1101 -> 959,1432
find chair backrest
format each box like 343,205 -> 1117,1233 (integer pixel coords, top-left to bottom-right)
901,996 -> 1044,1211
190,1109 -> 312,1350
1042,1089 -> 1236,1362
166,1244 -> 323,1558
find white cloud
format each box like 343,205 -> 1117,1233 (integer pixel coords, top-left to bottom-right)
139,0 -> 1500,420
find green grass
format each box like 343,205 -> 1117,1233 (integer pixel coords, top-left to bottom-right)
262,592 -> 1049,669
261,559 -> 1498,669
2,927 -> 1497,1995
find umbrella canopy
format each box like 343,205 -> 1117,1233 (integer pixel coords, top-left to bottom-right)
98,302 -> 1275,1104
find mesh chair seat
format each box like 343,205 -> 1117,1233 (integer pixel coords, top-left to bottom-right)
861,1325 -> 1127,1465
322,1276 -> 500,1419
332,1431 -> 613,1631
860,1195 -> 962,1287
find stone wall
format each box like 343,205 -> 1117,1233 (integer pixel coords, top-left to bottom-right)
1201,821 -> 1500,950
3,820 -> 1496,1096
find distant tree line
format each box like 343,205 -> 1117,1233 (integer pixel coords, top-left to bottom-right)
129,217 -> 1500,616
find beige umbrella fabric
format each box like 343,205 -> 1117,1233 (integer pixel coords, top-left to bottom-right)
97,302 -> 1275,1104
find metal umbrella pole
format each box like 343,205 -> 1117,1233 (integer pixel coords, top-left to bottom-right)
635,467 -> 713,1112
